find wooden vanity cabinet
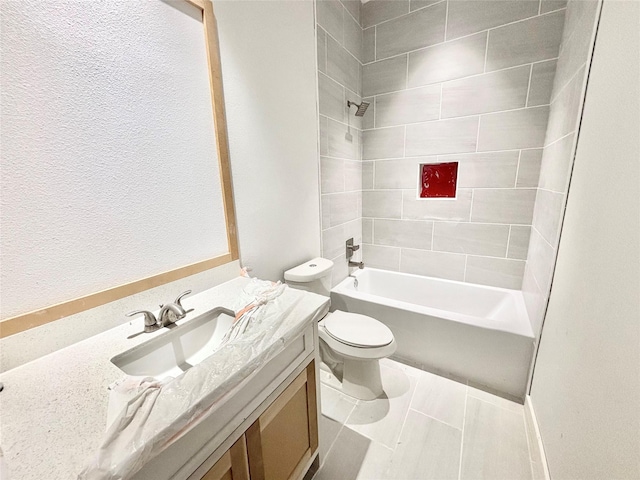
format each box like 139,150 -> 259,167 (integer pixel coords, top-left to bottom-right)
199,360 -> 318,480
202,435 -> 250,480
246,361 -> 318,480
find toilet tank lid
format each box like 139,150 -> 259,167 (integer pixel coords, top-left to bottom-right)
284,257 -> 334,282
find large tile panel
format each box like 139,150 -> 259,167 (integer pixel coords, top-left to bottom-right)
322,191 -> 360,228
363,190 -> 403,218
363,243 -> 401,270
441,66 -> 530,118
538,133 -> 574,192
363,126 -> 405,159
327,35 -> 361,94
450,151 -> 520,188
541,0 -> 567,14
341,0 -> 362,25
408,32 -> 487,87
562,0 -> 598,45
465,256 -> 526,289
317,0 -> 344,44
363,26 -> 375,63
363,55 -> 408,96
345,160 -> 363,191
552,1 -> 597,95
478,106 -> 549,151
410,0 -> 441,12
460,397 -> 531,480
344,12 -> 363,61
374,219 -> 434,249
471,189 -> 537,224
361,0 -> 410,28
410,372 -> 467,429
516,148 -> 543,188
362,217 -> 373,243
433,222 -> 510,257
385,410 -> 462,480
527,227 -> 556,292
406,116 -> 479,156
362,161 -> 374,189
528,60 -> 557,107
532,189 -> 565,247
321,156 -> 345,193
319,73 -> 346,123
446,0 -> 539,40
545,67 -> 584,145
403,188 -> 473,221
400,248 -> 466,281
375,2 -> 446,59
327,117 -> 359,159
314,427 -> 394,480
507,225 -> 532,260
374,157 -> 428,189
486,11 -> 565,71
376,85 -> 441,127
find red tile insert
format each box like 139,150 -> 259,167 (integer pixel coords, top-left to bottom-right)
420,162 -> 458,198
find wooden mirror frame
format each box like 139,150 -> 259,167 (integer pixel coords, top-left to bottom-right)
0,0 -> 238,338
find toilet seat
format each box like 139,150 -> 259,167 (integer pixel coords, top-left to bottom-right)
324,311 -> 394,348
319,311 -> 397,360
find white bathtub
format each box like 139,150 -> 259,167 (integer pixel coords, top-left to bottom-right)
330,268 -> 535,400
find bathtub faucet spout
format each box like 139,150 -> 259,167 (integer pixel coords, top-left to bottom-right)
348,260 -> 364,269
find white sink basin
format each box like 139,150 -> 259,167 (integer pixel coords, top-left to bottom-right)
111,307 -> 236,380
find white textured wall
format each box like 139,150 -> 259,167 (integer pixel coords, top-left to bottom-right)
530,1 -> 640,477
0,1 -> 228,319
214,0 -> 321,281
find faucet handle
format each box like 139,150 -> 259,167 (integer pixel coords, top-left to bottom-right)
174,290 -> 193,314
126,310 -> 158,332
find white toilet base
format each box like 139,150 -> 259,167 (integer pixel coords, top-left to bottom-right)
342,357 -> 384,400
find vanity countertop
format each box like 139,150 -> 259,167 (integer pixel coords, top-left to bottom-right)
0,276 -> 329,480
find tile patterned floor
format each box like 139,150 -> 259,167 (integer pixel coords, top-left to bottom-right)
313,359 -> 540,480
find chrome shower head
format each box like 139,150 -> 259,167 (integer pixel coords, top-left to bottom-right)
347,100 -> 370,117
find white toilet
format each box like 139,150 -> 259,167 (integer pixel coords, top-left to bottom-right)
284,258 -> 396,400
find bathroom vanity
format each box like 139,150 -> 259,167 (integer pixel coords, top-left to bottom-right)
0,277 -> 328,480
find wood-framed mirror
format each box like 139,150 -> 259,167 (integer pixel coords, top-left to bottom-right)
0,0 -> 238,338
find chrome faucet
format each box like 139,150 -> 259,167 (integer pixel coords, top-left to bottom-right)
126,290 -> 194,332
157,290 -> 194,327
346,238 -> 364,269
126,309 -> 159,333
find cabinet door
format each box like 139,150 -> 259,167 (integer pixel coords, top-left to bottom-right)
202,435 -> 250,480
246,361 -> 318,480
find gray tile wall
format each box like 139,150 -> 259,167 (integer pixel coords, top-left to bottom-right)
359,0 -> 567,289
317,0 -> 365,286
523,0 -> 600,336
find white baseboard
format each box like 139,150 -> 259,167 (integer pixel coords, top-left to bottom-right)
525,395 -> 551,480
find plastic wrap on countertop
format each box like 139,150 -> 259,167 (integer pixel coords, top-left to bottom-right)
79,279 -> 325,480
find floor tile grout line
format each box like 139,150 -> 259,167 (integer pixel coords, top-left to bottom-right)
320,397 -> 358,462
408,407 -> 464,432
392,372 -> 421,454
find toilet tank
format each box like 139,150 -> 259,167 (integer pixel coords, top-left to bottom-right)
284,258 -> 333,297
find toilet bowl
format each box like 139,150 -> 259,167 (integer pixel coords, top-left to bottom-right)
284,258 -> 397,400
